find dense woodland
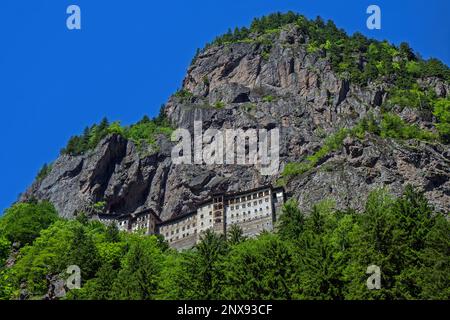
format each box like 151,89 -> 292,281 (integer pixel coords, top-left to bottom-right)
0,187 -> 448,300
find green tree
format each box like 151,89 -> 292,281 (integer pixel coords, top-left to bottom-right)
105,223 -> 120,243
111,236 -> 163,300
416,215 -> 450,299
227,224 -> 246,245
277,199 -> 305,241
0,201 -> 58,247
433,98 -> 450,143
0,237 -> 10,267
182,230 -> 228,299
221,234 -> 293,299
64,226 -> 101,280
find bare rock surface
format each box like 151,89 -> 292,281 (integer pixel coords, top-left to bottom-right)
21,26 -> 450,218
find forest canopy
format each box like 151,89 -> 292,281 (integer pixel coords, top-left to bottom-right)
0,187 -> 448,300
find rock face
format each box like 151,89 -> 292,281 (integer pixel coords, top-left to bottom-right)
21,25 -> 450,218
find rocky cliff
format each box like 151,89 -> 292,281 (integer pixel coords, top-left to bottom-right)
21,21 -> 450,219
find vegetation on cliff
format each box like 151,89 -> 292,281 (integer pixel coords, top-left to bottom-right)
207,12 -> 450,147
61,109 -> 173,156
206,12 -> 449,85
0,187 -> 448,300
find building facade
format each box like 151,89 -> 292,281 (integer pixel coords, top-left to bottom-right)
99,209 -> 161,235
99,185 -> 285,250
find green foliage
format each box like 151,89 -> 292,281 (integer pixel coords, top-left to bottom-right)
221,234 -> 294,299
64,226 -> 101,280
61,112 -> 173,156
36,163 -> 52,182
187,230 -> 228,299
433,98 -> 450,143
202,12 -> 449,90
174,89 -> 194,102
387,85 -> 437,109
342,187 -> 442,299
1,187 -> 449,300
11,220 -> 80,296
227,224 -> 246,245
214,101 -> 225,109
379,113 -> 437,141
262,95 -> 275,103
0,236 -> 10,266
281,128 -> 351,181
0,268 -> 15,300
277,199 -> 305,241
110,236 -> 164,300
0,201 -> 58,247
62,117 -> 111,156
281,114 -> 438,182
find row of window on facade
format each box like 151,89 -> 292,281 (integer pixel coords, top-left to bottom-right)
227,190 -> 270,204
229,208 -> 271,219
166,229 -> 198,243
229,197 -> 270,210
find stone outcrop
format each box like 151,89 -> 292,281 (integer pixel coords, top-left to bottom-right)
20,25 -> 450,218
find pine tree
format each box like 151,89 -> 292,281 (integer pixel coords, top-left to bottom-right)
227,224 -> 245,245
278,199 -> 305,240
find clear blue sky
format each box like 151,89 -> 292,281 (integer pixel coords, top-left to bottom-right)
0,0 -> 449,213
